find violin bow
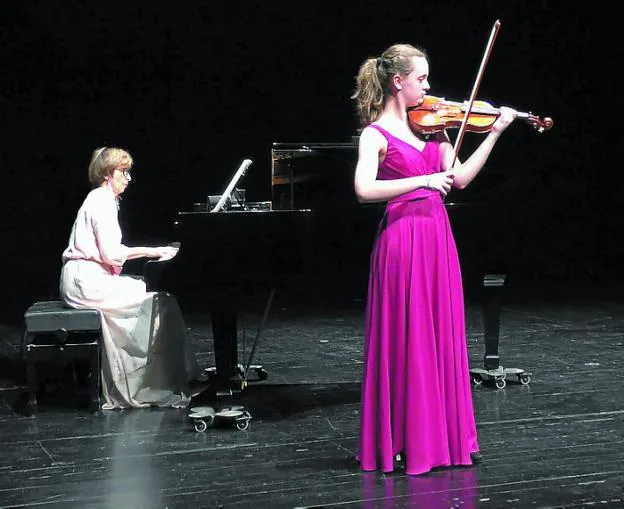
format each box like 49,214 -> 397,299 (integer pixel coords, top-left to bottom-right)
450,19 -> 501,170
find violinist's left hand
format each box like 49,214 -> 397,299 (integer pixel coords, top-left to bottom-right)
491,106 -> 517,136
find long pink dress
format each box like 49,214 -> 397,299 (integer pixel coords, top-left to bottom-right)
60,186 -> 196,409
358,124 -> 479,475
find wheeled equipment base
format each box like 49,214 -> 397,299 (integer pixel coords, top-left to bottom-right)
189,405 -> 252,432
470,366 -> 532,389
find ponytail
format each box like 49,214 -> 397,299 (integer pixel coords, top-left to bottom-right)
351,58 -> 385,126
351,44 -> 427,126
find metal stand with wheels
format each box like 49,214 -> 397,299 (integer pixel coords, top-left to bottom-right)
189,405 -> 252,432
470,274 -> 532,389
191,289 -> 276,429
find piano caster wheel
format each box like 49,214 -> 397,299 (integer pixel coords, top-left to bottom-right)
471,375 -> 483,386
216,407 -> 252,431
194,419 -> 210,433
189,406 -> 216,433
495,378 -> 506,389
519,374 -> 531,385
189,406 -> 251,432
235,412 -> 252,431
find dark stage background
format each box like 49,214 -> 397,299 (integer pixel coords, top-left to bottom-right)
0,1 -> 618,324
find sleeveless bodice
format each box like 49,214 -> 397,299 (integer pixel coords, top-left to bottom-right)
370,124 -> 441,203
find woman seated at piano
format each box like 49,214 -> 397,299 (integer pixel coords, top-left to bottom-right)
60,146 -> 199,410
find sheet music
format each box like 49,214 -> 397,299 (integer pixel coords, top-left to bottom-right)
211,159 -> 253,213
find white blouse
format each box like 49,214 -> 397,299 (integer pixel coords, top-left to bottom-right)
62,186 -> 130,272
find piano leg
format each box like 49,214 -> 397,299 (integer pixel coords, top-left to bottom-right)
483,274 -> 505,370
204,290 -> 272,397
469,274 -> 533,389
211,307 -> 240,395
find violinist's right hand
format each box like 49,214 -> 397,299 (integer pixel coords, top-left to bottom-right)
426,170 -> 455,197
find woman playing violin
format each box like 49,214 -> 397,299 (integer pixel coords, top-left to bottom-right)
352,43 -> 516,475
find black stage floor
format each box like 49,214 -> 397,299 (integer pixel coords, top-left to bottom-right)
1,279 -> 623,508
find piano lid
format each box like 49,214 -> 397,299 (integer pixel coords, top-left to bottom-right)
271,138 -> 521,208
271,140 -> 358,156
271,141 -> 360,211
272,140 -> 360,152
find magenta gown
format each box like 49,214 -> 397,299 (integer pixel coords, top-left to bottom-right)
358,124 -> 479,475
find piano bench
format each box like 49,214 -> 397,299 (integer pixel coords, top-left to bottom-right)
22,301 -> 102,414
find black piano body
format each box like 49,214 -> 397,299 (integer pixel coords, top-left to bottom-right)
144,140 -> 520,397
270,141 -> 522,374
271,142 -> 383,288
143,209 -> 313,394
270,141 -> 518,293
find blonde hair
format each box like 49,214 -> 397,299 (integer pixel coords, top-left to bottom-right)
88,147 -> 134,187
352,44 -> 427,126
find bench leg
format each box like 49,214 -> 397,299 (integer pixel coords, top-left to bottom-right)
25,347 -> 38,415
90,344 -> 101,414
21,332 -> 33,361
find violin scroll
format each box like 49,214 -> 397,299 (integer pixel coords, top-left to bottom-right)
525,113 -> 553,133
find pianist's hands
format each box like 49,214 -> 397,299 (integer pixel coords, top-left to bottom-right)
150,245 -> 179,261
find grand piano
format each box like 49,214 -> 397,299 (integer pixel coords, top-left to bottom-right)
143,187 -> 313,396
271,137 -> 531,388
271,141 -> 523,383
144,140 -> 522,398
270,141 -> 512,286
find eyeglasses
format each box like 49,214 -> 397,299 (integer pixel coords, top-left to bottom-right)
115,168 -> 132,180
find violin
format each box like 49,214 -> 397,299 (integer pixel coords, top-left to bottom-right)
408,95 -> 553,136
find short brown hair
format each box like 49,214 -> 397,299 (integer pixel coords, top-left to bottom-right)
88,147 -> 134,187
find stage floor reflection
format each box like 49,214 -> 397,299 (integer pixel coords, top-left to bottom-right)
1,281 -> 623,508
